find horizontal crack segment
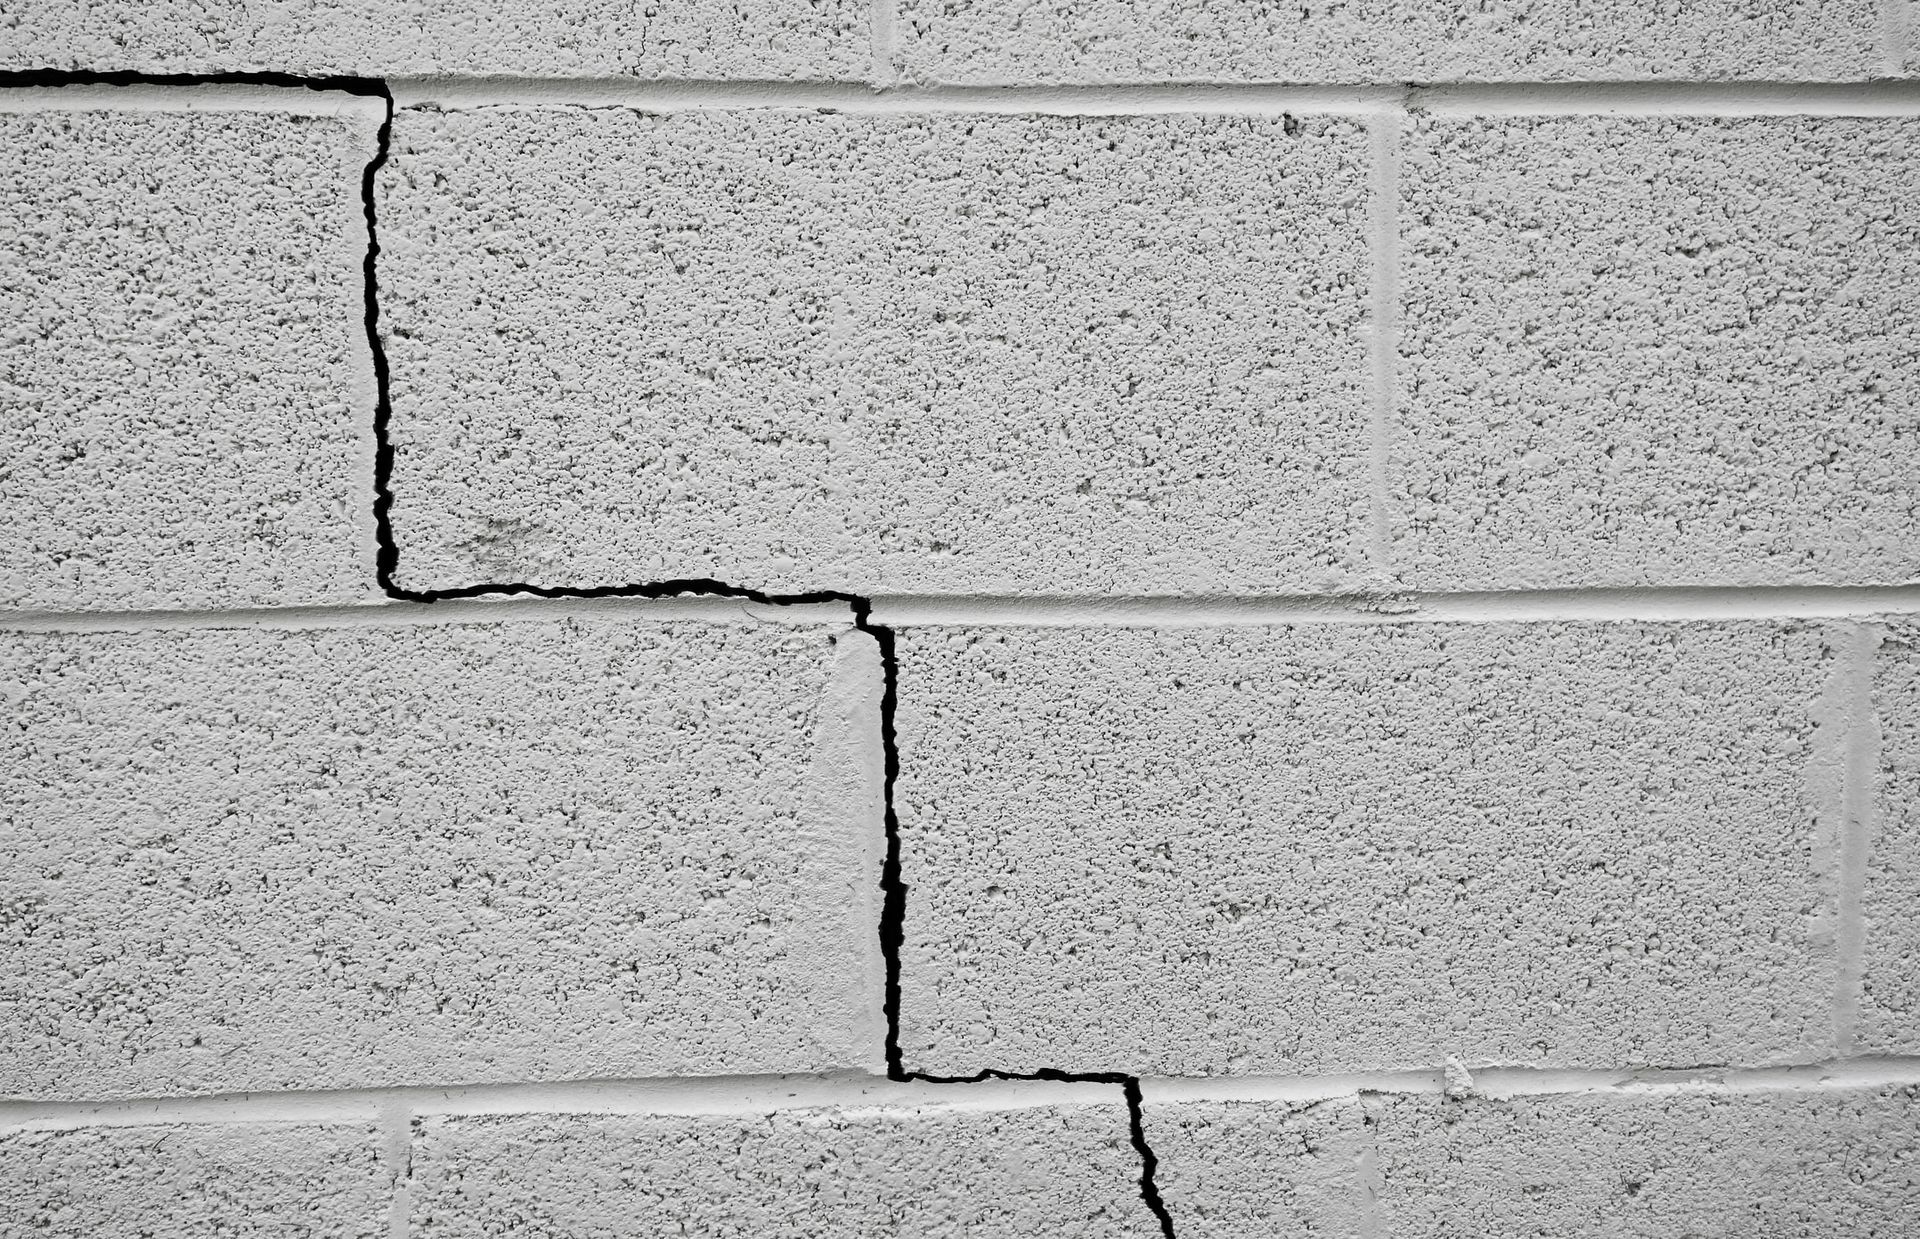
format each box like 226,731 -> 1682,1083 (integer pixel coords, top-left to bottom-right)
893,1069 -> 1174,1238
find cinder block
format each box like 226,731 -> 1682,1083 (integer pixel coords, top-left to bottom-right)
2,102 -> 378,611
1374,1087 -> 1920,1237
1138,1096 -> 1368,1238
380,107 -> 1375,597
895,621 -> 1837,1077
0,0 -> 867,79
892,0 -> 1880,85
1863,622 -> 1920,1053
0,616 -> 881,1099
1395,115 -> 1920,589
1147,1088 -> 1920,1238
408,1102 -> 1161,1238
0,1122 -> 388,1238
1901,1 -> 1920,77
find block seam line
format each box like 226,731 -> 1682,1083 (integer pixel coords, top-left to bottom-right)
870,0 -> 900,87
888,1067 -> 1177,1239
0,66 -> 394,100
1364,110 -> 1399,580
1835,622 -> 1886,1055
1883,0 -> 1914,77
357,86 -> 1179,1233
0,67 -> 1180,1238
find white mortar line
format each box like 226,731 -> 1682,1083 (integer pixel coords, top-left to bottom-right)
1146,1067 -> 1443,1103
1364,113 -> 1400,581
1884,0 -> 1915,77
0,1090 -> 387,1129
11,79 -> 1918,117
1409,80 -> 1920,116
874,585 -> 1920,628
0,1073 -> 1119,1131
1354,1095 -> 1388,1239
0,594 -> 855,634
1836,624 -> 1885,1055
371,78 -> 1920,115
17,1059 -> 1918,1132
819,626 -> 892,1073
388,78 -> 1404,114
8,586 -> 1919,635
1811,626 -> 1859,1052
0,84 -> 383,117
1142,1057 -> 1920,1106
870,0 -> 900,87
377,1100 -> 411,1239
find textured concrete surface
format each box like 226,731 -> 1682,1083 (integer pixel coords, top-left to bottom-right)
0,0 -> 869,78
1148,1088 -> 1920,1237
1376,1087 -> 1920,1236
895,622 -> 1837,1076
892,0 -> 1883,85
1863,622 -> 1920,1053
409,1103 -> 1160,1238
1394,116 -> 1920,590
1139,1096 -> 1366,1237
0,617 -> 880,1098
0,1122 -> 388,1238
5,40 -> 1918,1239
379,106 -> 1375,597
2,105 -> 377,612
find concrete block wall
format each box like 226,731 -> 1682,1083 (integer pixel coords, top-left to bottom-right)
4,6 -> 1920,1235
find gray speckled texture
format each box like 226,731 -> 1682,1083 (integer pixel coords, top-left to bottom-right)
408,1104 -> 1161,1238
0,616 -> 880,1098
0,1123 -> 389,1238
1863,622 -> 1920,1053
893,0 -> 1883,85
0,0 -> 869,79
1148,1088 -> 1920,1238
895,622 -> 1838,1077
1394,116 -> 1920,590
2,106 -> 377,612
1139,1097 -> 1366,1238
380,106 -> 1375,597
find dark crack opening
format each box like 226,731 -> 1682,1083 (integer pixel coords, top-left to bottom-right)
5,66 -> 1179,1239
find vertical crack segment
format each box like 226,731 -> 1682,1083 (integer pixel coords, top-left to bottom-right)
2,66 -> 1181,1239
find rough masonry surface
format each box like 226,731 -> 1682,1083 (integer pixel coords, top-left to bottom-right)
895,621 -> 1838,1076
409,1103 -> 1160,1237
1145,1086 -> 1920,1237
0,0 -> 869,79
0,1122 -> 389,1238
1865,621 -> 1920,1053
2,103 -> 377,611
4,30 -> 1919,1239
1,616 -> 880,1098
378,106 -> 1375,597
892,0 -> 1884,85
1394,115 -> 1920,590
